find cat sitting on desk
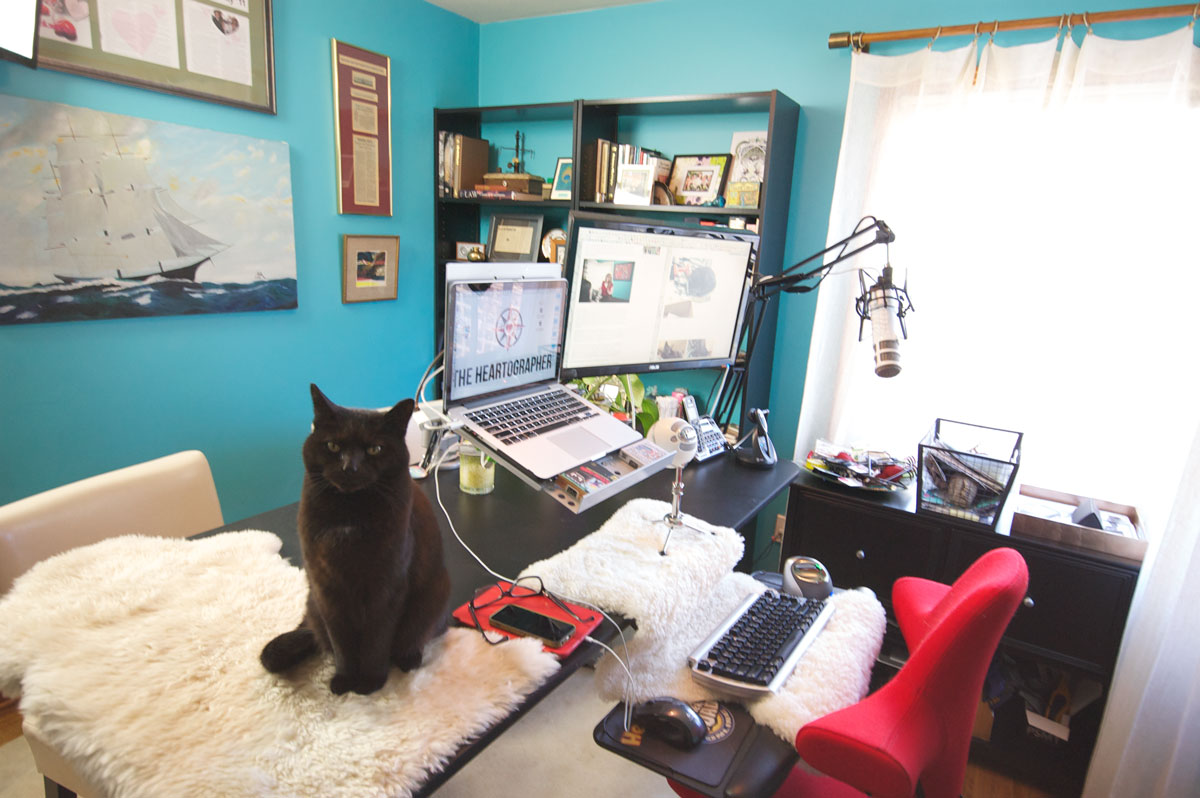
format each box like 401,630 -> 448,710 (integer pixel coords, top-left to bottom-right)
260,384 -> 451,695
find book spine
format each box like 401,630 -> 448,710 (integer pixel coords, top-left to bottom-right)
606,141 -> 617,203
452,133 -> 463,198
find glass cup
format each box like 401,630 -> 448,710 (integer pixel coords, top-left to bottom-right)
458,440 -> 495,495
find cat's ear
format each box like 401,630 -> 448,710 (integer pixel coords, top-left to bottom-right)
310,383 -> 339,426
383,397 -> 415,431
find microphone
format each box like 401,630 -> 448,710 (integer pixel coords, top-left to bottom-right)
647,417 -> 700,555
856,264 -> 912,378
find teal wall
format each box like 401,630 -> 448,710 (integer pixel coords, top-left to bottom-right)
477,0 -> 1167,473
0,1 -> 478,521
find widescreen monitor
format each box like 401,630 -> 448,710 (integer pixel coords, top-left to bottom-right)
560,212 -> 758,379
0,0 -> 40,67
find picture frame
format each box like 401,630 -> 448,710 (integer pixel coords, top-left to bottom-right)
550,157 -> 573,200
36,0 -> 276,114
332,39 -> 392,216
667,153 -> 732,206
342,234 -> 399,303
455,241 -> 486,261
725,181 -> 761,209
613,163 -> 654,206
487,214 -> 544,262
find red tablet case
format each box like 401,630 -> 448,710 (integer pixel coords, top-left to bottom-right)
451,581 -> 603,657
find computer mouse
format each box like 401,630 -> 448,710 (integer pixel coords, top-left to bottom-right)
783,556 -> 833,600
630,697 -> 707,750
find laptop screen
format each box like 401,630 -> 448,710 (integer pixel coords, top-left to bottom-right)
444,279 -> 567,406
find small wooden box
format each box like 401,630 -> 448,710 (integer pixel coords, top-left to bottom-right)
483,172 -> 544,194
1011,485 -> 1147,562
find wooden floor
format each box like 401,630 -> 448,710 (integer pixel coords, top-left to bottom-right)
0,695 -> 1062,797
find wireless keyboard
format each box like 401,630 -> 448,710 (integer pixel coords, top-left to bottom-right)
688,590 -> 834,699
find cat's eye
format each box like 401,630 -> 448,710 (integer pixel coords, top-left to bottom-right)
326,441 -> 340,453
366,445 -> 382,456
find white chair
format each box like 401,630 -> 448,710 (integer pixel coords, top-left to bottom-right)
0,450 -> 224,798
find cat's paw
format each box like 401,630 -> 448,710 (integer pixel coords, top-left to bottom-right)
329,672 -> 353,695
394,650 -> 423,672
331,671 -> 388,695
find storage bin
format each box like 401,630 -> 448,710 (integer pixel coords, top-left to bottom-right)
917,419 -> 1021,528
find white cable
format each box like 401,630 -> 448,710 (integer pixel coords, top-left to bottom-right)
585,635 -> 638,732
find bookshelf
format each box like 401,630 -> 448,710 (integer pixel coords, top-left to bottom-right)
433,91 -> 799,425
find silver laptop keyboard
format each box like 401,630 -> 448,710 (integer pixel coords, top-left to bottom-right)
465,390 -> 598,445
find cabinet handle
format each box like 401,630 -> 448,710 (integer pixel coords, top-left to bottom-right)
855,549 -> 866,560
1023,596 -> 1035,608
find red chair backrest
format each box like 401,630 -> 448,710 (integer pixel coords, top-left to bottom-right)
794,547 -> 1028,798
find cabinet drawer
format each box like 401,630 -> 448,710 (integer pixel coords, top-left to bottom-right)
787,495 -> 942,611
947,538 -> 1135,670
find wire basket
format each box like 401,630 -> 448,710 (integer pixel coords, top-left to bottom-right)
917,419 -> 1022,528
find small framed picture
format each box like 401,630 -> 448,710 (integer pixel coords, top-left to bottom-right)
725,181 -> 761,208
487,214 -> 544,262
550,157 -> 573,200
343,234 -> 399,303
613,163 -> 654,206
667,154 -> 732,206
455,241 -> 486,260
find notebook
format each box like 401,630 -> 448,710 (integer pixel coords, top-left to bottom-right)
442,278 -> 641,481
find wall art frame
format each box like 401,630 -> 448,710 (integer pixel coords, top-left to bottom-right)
331,39 -> 392,216
342,234 -> 399,303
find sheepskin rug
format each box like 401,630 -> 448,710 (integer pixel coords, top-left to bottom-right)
0,531 -> 560,798
521,498 -> 887,743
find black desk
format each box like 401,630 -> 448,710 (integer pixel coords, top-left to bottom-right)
206,455 -> 799,796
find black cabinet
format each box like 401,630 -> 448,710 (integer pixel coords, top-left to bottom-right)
782,472 -> 1141,795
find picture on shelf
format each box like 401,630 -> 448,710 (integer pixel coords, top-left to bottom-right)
613,164 -> 654,206
551,157 -> 573,200
487,214 -> 543,262
667,154 -> 731,206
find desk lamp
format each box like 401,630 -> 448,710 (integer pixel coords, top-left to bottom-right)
715,217 -> 913,446
647,417 -> 700,555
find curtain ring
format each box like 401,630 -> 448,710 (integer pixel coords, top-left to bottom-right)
928,26 -> 942,49
1056,14 -> 1066,36
990,20 -> 1000,41
1082,12 -> 1093,35
1191,3 -> 1199,26
973,21 -> 981,39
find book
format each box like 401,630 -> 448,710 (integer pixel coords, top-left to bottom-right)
452,134 -> 489,198
460,187 -> 543,201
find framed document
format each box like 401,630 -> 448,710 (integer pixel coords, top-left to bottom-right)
487,214 -> 543,262
342,234 -> 399,303
37,0 -> 276,114
332,39 -> 392,216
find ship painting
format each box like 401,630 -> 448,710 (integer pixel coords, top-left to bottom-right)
0,95 -> 297,326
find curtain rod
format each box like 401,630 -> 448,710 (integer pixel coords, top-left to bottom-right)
829,3 -> 1199,49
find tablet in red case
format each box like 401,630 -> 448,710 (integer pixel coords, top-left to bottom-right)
451,581 -> 603,657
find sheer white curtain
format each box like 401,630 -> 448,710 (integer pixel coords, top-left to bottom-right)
796,23 -> 1200,798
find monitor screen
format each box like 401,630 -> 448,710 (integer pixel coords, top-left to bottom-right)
0,0 -> 40,67
560,212 -> 757,379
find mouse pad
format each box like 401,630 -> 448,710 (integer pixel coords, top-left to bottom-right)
451,581 -> 603,658
594,700 -> 797,793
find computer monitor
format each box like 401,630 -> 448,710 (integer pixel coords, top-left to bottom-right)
560,212 -> 758,379
0,0 -> 40,67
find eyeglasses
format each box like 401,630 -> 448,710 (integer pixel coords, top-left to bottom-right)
466,575 -> 594,646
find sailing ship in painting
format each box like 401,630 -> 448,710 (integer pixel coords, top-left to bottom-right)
47,126 -> 228,284
0,94 -> 297,325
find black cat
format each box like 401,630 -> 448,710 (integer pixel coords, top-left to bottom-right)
260,384 -> 451,696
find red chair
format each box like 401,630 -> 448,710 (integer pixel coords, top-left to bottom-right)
671,547 -> 1029,798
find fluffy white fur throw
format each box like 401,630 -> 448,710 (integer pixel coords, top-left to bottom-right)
522,498 -> 887,744
0,531 -> 560,798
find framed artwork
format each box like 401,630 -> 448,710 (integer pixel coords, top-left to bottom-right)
550,157 -> 573,200
487,214 -> 543,262
725,181 -> 761,208
613,164 -> 654,206
455,241 -> 485,260
541,228 -> 567,264
0,94 -> 296,326
37,0 -> 276,114
342,234 -> 399,303
667,154 -> 731,206
332,39 -> 392,216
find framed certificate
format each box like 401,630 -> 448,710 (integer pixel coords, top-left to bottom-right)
332,39 -> 392,216
486,214 -> 544,262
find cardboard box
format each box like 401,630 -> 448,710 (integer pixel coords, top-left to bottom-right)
1011,485 -> 1146,562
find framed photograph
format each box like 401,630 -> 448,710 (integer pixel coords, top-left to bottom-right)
36,0 -> 276,114
455,241 -> 485,260
342,234 -> 399,303
725,181 -> 761,209
332,39 -> 392,216
550,157 -> 573,200
613,164 -> 654,206
487,214 -> 544,262
667,154 -> 732,206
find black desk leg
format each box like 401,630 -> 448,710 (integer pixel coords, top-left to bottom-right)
43,777 -> 76,798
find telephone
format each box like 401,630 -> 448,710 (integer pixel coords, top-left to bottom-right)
682,394 -> 726,461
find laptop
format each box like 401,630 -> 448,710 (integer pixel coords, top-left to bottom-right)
442,278 -> 641,481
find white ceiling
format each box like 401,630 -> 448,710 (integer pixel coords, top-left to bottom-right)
423,0 -> 660,25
